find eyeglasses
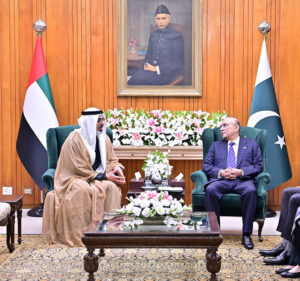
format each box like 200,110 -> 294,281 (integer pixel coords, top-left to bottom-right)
97,118 -> 106,122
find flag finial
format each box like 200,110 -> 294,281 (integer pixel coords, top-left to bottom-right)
33,19 -> 46,37
258,20 -> 271,39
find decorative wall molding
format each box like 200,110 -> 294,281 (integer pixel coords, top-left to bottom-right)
114,145 -> 203,160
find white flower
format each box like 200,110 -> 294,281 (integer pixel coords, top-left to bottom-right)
153,201 -> 163,209
156,206 -> 165,216
133,199 -> 141,206
140,199 -> 150,208
133,207 -> 141,217
125,203 -> 134,212
142,207 -> 151,217
161,199 -> 170,207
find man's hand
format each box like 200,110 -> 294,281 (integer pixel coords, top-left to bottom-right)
144,63 -> 157,72
220,168 -> 243,180
106,168 -> 126,185
113,166 -> 125,178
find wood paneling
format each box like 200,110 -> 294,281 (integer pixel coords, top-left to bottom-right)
0,0 -> 299,208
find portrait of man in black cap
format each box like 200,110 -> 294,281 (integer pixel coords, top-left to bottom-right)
127,4 -> 185,86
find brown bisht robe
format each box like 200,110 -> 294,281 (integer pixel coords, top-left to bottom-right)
42,131 -> 123,247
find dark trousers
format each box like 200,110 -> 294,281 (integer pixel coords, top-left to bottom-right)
288,219 -> 300,266
277,187 -> 300,241
205,179 -> 257,234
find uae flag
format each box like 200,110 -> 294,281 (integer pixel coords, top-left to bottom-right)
247,38 -> 292,191
16,36 -> 59,190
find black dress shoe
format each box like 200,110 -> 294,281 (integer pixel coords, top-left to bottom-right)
259,243 -> 285,257
242,235 -> 254,250
275,268 -> 290,274
263,249 -> 290,265
281,271 -> 300,278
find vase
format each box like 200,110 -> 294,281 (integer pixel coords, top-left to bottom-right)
151,175 -> 162,186
129,46 -> 138,55
142,215 -> 165,225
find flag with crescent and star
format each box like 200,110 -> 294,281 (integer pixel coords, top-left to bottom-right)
247,38 -> 292,191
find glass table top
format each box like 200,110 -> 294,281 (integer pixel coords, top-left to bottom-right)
95,212 -> 211,233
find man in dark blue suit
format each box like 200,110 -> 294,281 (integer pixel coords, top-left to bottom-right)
203,117 -> 264,250
127,5 -> 184,86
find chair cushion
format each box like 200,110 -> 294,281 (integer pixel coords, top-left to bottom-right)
0,202 -> 11,221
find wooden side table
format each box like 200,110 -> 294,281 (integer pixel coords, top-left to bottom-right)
128,178 -> 185,200
0,195 -> 23,247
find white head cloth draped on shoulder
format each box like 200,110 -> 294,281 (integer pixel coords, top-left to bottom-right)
77,107 -> 106,173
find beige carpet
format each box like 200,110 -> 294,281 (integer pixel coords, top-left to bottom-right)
0,235 -> 290,281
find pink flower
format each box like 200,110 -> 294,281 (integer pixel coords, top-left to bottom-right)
133,132 -> 141,140
129,37 -> 137,47
164,193 -> 173,203
196,126 -> 203,134
108,117 -> 119,126
148,119 -> 155,127
147,191 -> 157,199
139,194 -> 144,200
177,224 -> 184,230
176,132 -> 184,140
152,110 -> 161,118
155,126 -> 163,133
112,108 -> 119,118
112,118 -> 119,126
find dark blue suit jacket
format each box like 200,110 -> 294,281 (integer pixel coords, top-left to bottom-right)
202,138 -> 264,186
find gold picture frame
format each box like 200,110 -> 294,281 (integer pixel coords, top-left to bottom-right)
117,0 -> 202,97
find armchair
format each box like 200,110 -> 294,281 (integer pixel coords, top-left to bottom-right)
191,126 -> 271,241
42,125 -> 113,193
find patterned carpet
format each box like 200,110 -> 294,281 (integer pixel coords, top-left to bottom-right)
0,235 -> 292,280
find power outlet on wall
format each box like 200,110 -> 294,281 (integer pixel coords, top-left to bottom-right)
23,187 -> 33,195
2,186 -> 13,195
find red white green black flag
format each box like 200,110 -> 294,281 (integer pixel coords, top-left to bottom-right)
16,36 -> 59,190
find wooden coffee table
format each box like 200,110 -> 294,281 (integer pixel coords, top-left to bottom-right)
82,212 -> 223,281
0,195 -> 23,248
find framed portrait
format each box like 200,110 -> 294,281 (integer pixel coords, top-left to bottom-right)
117,0 -> 202,97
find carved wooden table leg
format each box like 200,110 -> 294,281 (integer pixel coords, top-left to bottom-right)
206,248 -> 221,281
6,214 -> 15,253
17,209 -> 22,244
99,248 -> 105,257
84,248 -> 99,281
10,210 -> 15,250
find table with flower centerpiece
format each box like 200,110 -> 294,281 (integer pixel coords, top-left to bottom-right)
82,211 -> 223,281
128,178 -> 185,200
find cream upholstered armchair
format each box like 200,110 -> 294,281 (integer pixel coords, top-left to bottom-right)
0,202 -> 14,252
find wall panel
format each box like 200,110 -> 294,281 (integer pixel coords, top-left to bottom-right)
0,0 -> 299,209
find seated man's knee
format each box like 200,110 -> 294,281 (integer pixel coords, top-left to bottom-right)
206,183 -> 220,196
289,194 -> 300,206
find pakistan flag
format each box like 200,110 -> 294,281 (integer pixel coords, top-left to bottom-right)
248,39 -> 292,191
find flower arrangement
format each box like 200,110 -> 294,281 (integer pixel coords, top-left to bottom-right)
115,191 -> 190,221
142,150 -> 172,179
129,37 -> 137,47
105,108 -> 227,147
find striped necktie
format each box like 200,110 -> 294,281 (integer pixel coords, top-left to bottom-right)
227,142 -> 236,168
